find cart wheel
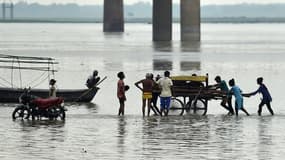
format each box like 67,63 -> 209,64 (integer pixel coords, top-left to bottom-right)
169,98 -> 184,116
185,99 -> 207,115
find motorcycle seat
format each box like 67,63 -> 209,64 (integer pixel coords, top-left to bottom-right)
32,97 -> 64,109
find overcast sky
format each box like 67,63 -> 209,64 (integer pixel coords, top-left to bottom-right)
13,0 -> 285,5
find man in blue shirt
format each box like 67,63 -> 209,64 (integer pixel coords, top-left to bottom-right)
245,77 -> 274,116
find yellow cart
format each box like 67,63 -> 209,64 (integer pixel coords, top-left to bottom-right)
169,74 -> 226,115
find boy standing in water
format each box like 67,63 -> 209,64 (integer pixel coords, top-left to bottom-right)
213,76 -> 234,115
157,71 -> 173,116
49,79 -> 57,97
135,73 -> 154,117
229,79 -> 250,116
117,72 -> 127,116
245,77 -> 274,116
151,74 -> 162,116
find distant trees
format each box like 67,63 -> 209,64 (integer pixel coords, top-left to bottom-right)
7,2 -> 285,19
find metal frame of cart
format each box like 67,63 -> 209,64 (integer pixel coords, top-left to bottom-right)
169,74 -> 226,116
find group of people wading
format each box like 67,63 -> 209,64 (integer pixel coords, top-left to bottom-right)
211,76 -> 274,116
117,70 -> 274,117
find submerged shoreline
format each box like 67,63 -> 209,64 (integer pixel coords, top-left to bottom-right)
2,17 -> 285,23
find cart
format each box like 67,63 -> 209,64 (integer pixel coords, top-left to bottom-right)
169,74 -> 227,116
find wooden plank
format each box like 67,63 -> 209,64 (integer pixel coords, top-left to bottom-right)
171,75 -> 207,82
172,87 -> 226,99
0,54 -> 55,61
0,66 -> 57,72
0,59 -> 58,64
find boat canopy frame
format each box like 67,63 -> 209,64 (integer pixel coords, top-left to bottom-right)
0,54 -> 58,89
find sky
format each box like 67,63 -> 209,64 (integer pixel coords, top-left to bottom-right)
11,0 -> 285,5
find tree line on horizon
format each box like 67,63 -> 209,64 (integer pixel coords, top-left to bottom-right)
2,2 -> 285,19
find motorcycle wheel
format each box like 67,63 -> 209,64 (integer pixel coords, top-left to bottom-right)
58,108 -> 65,120
12,106 -> 30,120
48,108 -> 55,120
53,107 -> 65,120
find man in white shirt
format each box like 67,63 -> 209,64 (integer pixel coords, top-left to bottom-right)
157,71 -> 173,116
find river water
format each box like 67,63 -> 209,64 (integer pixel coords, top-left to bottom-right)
0,23 -> 285,159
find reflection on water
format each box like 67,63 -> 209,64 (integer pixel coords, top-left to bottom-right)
18,119 -> 65,128
10,120 -> 66,160
153,59 -> 173,71
1,106 -> 285,159
81,102 -> 98,110
1,23 -> 285,159
180,41 -> 201,52
180,61 -> 201,71
65,102 -> 99,116
152,41 -> 202,72
117,117 -> 127,157
152,41 -> 173,52
103,32 -> 124,38
104,61 -> 123,72
152,42 -> 174,71
258,117 -> 273,160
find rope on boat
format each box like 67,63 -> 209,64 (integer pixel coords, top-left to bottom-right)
0,76 -> 14,87
0,54 -> 55,61
26,71 -> 48,87
31,74 -> 50,89
0,54 -> 57,89
0,81 -> 9,88
17,57 -> 23,88
11,58 -> 14,88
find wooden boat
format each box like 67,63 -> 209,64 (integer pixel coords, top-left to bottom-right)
0,87 -> 99,103
0,54 -> 103,103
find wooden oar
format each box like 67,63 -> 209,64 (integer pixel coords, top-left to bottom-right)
93,76 -> 107,87
75,76 -> 107,102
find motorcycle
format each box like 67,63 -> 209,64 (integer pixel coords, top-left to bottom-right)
12,89 -> 66,120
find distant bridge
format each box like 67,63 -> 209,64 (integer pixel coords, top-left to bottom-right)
1,0 -> 200,42
104,0 -> 200,41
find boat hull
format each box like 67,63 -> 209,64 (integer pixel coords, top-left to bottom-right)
0,87 -> 99,103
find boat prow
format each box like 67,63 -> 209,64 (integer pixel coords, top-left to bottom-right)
0,87 -> 99,103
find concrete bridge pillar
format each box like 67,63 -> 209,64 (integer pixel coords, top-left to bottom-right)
181,0 -> 200,41
2,3 -> 14,20
10,3 -> 14,19
103,0 -> 124,32
153,0 -> 172,41
2,3 -> 6,19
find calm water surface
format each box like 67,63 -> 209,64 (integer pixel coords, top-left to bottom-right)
0,23 -> 285,159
